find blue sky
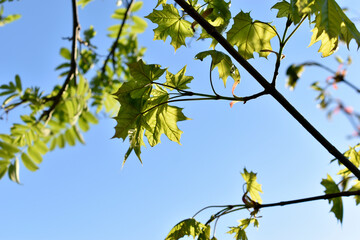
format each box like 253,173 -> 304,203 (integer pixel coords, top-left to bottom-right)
1,0 -> 360,239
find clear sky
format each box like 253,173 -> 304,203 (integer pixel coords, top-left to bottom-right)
1,0 -> 360,239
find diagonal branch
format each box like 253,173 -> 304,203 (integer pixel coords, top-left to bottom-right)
174,0 -> 360,180
39,0 -> 80,123
100,0 -> 134,79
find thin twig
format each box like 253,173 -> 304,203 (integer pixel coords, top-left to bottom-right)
199,190 -> 360,224
39,0 -> 80,123
174,0 -> 360,180
209,60 -> 220,96
100,0 -> 134,79
259,190 -> 360,209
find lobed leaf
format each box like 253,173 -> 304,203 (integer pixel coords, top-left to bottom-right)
227,11 -> 277,59
241,168 -> 263,203
195,50 -> 240,86
165,218 -> 206,240
321,174 -> 343,223
145,4 -> 194,51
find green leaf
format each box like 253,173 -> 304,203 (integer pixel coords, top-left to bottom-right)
286,64 -> 305,90
227,226 -> 247,240
321,174 -> 343,223
8,158 -> 20,184
0,160 -> 9,180
60,47 -> 71,60
145,4 -> 194,51
155,0 -> 166,8
164,65 -> 193,90
77,0 -> 93,8
15,75 -> 22,91
309,0 -> 360,56
28,146 -> 43,164
241,168 -> 263,203
115,60 -> 165,100
130,1 -> 143,12
144,87 -> 189,147
84,25 -> 96,43
132,16 -> 147,33
33,140 -> 49,155
0,13 -> 21,27
227,11 -> 277,59
21,152 -> 39,172
271,1 -> 291,19
195,50 -> 240,86
198,225 -> 211,240
65,128 -> 76,146
165,218 -> 206,240
348,181 -> 360,205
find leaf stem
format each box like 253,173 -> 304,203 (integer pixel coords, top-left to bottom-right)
283,15 -> 307,47
209,60 -> 220,96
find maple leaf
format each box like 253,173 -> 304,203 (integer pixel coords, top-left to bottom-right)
164,65 -> 194,90
272,1 -> 291,18
195,50 -> 240,86
144,86 -> 189,147
198,0 -> 231,48
241,168 -> 263,204
113,60 -> 190,163
308,0 -> 360,56
166,218 -> 206,240
321,174 -> 343,223
145,4 -> 194,51
227,11 -> 277,59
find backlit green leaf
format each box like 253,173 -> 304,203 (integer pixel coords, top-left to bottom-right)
166,218 -> 206,240
77,0 -> 93,8
165,66 -> 193,90
8,158 -> 20,184
145,4 -> 194,51
195,50 -> 240,86
321,174 -> 343,223
21,152 -> 39,172
286,64 -> 305,90
227,11 -> 277,59
28,146 -> 42,164
271,1 -> 291,19
60,48 -> 71,60
241,168 -> 263,203
144,87 -> 189,147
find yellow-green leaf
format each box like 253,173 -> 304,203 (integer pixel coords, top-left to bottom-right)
227,11 -> 277,59
241,168 -> 263,203
145,4 -> 194,51
21,152 -> 39,172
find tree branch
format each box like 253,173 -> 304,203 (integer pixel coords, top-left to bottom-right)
39,0 -> 80,123
100,0 -> 134,79
174,0 -> 360,180
259,190 -> 360,209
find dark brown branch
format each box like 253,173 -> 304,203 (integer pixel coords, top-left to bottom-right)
174,0 -> 360,179
200,190 -> 360,225
259,190 -> 360,209
100,0 -> 134,79
39,0 -> 80,122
